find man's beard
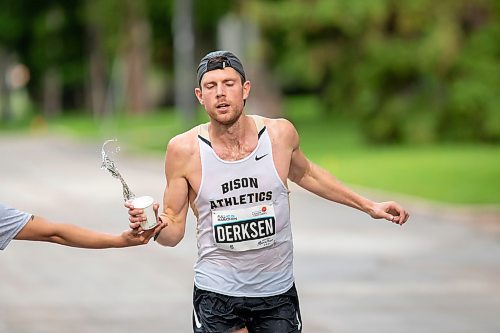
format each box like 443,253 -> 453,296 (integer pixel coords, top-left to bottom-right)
212,107 -> 243,127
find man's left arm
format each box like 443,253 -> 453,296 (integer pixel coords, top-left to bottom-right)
286,122 -> 409,225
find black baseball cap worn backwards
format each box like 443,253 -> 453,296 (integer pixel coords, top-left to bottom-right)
197,51 -> 246,85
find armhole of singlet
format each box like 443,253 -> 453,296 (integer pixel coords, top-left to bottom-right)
249,115 -> 266,138
252,115 -> 289,193
194,124 -> 209,205
197,123 -> 211,147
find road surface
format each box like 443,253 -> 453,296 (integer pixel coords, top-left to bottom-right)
1,134 -> 499,333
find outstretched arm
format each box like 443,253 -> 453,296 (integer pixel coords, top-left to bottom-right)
286,122 -> 409,225
14,214 -> 165,248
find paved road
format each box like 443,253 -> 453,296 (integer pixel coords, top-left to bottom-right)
1,134 -> 499,333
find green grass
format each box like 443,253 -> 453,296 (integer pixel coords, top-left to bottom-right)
18,109 -> 194,154
286,96 -> 500,206
315,145 -> 500,205
2,98 -> 499,205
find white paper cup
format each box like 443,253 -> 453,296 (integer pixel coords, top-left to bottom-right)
130,196 -> 157,230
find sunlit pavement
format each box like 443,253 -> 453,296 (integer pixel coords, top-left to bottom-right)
1,134 -> 499,333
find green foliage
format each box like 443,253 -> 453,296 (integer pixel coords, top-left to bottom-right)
444,22 -> 500,142
1,0 -> 498,146
0,0 -> 88,109
249,0 -> 500,144
0,0 -> 240,118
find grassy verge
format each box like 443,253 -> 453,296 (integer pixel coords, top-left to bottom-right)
13,109 -> 197,154
307,142 -> 500,205
2,99 -> 499,205
286,96 -> 500,205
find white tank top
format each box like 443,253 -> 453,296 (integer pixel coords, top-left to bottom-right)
193,116 -> 294,297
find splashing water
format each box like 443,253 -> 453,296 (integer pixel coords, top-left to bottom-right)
101,139 -> 135,201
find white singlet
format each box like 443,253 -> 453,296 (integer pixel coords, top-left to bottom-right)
193,116 -> 295,297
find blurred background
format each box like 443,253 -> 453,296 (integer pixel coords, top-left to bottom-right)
0,0 -> 499,205
1,1 -> 500,332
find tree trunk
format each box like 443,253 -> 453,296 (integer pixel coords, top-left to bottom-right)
173,0 -> 196,123
87,23 -> 108,118
42,67 -> 62,118
218,14 -> 282,118
124,0 -> 151,114
0,49 -> 12,122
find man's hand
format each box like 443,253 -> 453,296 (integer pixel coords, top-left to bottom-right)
125,201 -> 166,232
369,201 -> 410,225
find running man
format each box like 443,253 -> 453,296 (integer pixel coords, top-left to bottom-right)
1,202 -> 165,250
127,51 -> 410,333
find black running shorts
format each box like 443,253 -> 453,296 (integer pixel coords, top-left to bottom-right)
192,284 -> 302,333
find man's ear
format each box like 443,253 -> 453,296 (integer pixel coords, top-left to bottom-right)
243,80 -> 251,100
194,87 -> 203,104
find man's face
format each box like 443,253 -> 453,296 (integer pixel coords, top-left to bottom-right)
195,67 -> 250,126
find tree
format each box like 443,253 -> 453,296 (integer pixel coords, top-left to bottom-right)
173,0 -> 196,122
248,0 -> 500,143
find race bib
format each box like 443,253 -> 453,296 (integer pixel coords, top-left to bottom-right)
212,204 -> 276,252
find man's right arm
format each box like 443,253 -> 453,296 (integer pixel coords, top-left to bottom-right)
127,135 -> 192,247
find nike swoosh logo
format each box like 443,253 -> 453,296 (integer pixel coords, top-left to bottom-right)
255,153 -> 268,161
193,310 -> 202,329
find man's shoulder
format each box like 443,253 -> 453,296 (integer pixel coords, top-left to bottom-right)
170,126 -> 199,144
256,116 -> 296,137
167,127 -> 199,155
254,115 -> 294,129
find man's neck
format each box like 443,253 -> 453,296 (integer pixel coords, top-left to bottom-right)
210,114 -> 251,145
209,114 -> 257,160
